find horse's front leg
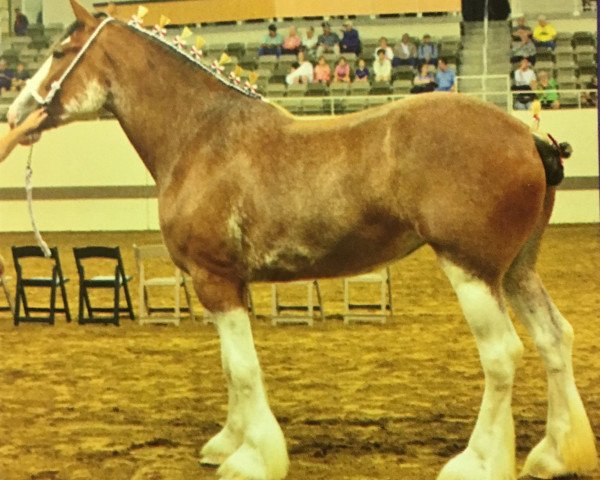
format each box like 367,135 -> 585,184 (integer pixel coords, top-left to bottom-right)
193,271 -> 289,480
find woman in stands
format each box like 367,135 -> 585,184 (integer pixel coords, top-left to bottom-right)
0,108 -> 47,163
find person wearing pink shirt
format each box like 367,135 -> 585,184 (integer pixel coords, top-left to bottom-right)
282,25 -> 302,55
333,57 -> 351,83
313,56 -> 331,84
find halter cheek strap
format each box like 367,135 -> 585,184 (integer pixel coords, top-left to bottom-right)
32,16 -> 113,106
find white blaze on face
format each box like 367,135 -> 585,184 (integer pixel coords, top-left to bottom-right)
7,56 -> 52,124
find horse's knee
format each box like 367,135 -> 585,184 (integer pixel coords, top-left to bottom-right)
480,336 -> 523,386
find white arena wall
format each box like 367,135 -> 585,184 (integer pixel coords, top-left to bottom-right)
0,108 -> 597,232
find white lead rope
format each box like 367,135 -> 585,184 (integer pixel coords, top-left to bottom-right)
25,142 -> 51,257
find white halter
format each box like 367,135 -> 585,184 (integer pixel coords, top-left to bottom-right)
30,16 -> 113,106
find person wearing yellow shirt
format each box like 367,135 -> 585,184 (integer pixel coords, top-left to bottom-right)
533,15 -> 557,49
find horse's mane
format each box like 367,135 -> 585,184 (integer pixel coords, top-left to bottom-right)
121,18 -> 264,102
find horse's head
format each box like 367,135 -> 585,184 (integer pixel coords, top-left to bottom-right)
8,0 -> 112,143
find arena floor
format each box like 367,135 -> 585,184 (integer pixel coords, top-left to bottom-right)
0,224 -> 598,480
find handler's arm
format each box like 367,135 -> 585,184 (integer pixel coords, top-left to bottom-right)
0,109 -> 47,163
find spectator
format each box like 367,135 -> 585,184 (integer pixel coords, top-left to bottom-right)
12,62 -> 30,92
316,22 -> 340,58
434,57 -> 456,92
285,50 -> 313,85
340,20 -> 361,55
417,34 -> 438,66
13,8 -> 29,36
511,16 -> 532,40
537,70 -> 560,109
301,26 -> 318,58
259,24 -> 283,57
512,58 -> 537,110
373,37 -> 393,61
354,58 -> 369,82
581,75 -> 597,107
282,25 -> 302,55
532,15 -> 557,49
393,33 -> 417,67
373,48 -> 391,82
511,28 -> 537,65
313,55 -> 331,84
0,60 -> 14,94
411,62 -> 435,93
333,57 -> 351,83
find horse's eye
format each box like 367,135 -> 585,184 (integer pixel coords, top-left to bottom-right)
52,50 -> 65,59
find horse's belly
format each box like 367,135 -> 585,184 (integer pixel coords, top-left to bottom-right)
248,223 -> 423,282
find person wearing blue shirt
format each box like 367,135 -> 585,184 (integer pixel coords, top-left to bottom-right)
435,57 -> 456,92
340,20 -> 361,55
417,34 -> 438,65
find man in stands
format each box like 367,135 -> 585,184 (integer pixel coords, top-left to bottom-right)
512,58 -> 537,110
258,24 -> 283,56
316,22 -> 340,58
434,57 -> 456,92
533,15 -> 557,49
511,27 -> 537,65
417,34 -> 438,66
13,8 -> 29,36
340,20 -> 361,55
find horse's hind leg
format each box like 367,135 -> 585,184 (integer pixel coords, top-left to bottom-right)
193,271 -> 289,480
504,244 -> 597,479
437,259 -> 523,480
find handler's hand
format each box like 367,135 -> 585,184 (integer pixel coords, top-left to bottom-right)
18,108 -> 48,135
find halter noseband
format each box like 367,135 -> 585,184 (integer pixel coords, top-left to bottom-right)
30,16 -> 113,106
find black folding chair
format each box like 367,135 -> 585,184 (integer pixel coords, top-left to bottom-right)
0,255 -> 14,316
73,246 -> 135,326
12,246 -> 71,326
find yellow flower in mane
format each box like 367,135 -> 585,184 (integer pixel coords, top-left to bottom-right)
195,36 -> 206,49
136,6 -> 148,18
158,14 -> 170,28
219,52 -> 232,65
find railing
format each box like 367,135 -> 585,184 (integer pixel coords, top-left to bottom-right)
266,87 -> 597,116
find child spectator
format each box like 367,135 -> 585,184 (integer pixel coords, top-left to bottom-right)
512,58 -> 537,110
13,8 -> 28,36
417,34 -> 438,65
282,25 -> 302,55
373,37 -> 393,61
313,56 -> 331,84
373,48 -> 391,82
354,58 -> 369,82
537,70 -> 560,109
340,20 -> 361,55
285,50 -> 314,85
259,24 -> 283,56
12,62 -> 30,91
533,15 -> 557,49
0,59 -> 14,94
333,57 -> 351,83
581,75 -> 597,107
316,22 -> 340,58
411,62 -> 435,93
301,26 -> 318,58
393,33 -> 417,67
434,57 -> 456,92
511,28 -> 537,65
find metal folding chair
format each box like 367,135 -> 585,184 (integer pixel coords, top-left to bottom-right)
271,280 -> 324,326
73,246 -> 135,326
12,246 -> 71,326
134,244 -> 195,326
343,267 -> 394,324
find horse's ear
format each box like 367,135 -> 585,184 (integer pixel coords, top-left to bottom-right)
70,0 -> 97,27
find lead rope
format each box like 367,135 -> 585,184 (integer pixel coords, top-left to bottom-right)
25,139 -> 51,257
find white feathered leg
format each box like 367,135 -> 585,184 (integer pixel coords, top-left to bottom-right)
201,309 -> 289,480
437,260 -> 523,480
505,271 -> 597,479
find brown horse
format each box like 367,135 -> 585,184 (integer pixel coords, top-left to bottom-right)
7,2 -> 597,479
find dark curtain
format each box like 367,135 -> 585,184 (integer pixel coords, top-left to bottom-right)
462,0 -> 511,21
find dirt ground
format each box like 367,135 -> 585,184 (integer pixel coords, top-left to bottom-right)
0,224 -> 598,480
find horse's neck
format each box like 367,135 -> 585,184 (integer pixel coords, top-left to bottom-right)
105,28 -> 246,185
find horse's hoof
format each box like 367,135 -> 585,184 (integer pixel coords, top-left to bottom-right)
437,447 -> 516,480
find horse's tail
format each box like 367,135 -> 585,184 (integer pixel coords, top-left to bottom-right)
533,134 -> 572,186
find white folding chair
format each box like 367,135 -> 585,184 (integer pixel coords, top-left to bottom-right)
0,255 -> 13,315
134,244 -> 195,325
343,267 -> 393,324
270,280 -> 324,326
